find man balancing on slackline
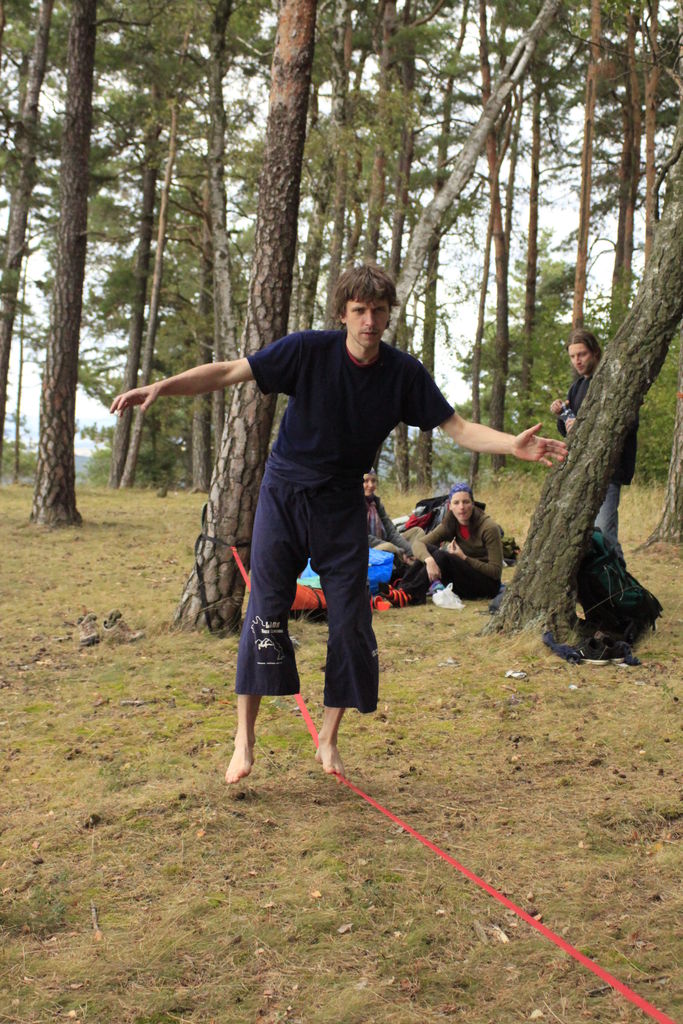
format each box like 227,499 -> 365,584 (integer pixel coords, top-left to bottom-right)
111,264 -> 567,785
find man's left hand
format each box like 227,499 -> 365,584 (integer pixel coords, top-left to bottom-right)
513,423 -> 567,467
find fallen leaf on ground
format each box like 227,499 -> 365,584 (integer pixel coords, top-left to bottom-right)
337,923 -> 352,934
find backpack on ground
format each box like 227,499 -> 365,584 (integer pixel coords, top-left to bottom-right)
576,529 -> 662,644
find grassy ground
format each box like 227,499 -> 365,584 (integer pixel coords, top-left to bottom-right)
0,480 -> 680,1024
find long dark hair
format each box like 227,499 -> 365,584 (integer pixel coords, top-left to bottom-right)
567,328 -> 602,361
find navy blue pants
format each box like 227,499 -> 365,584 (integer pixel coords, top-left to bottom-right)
235,466 -> 379,713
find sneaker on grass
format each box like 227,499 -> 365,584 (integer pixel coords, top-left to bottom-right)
77,613 -> 100,648
102,609 -> 145,644
593,631 -> 635,665
576,636 -> 613,665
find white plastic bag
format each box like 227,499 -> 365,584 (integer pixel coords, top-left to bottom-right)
431,582 -> 464,610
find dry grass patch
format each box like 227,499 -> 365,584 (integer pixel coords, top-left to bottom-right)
0,482 -> 680,1024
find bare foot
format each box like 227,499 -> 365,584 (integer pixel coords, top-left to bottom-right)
315,739 -> 345,777
225,739 -> 254,784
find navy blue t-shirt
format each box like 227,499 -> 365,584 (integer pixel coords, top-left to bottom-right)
248,330 -> 454,484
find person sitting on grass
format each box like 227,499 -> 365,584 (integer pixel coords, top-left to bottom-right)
364,469 -> 414,565
381,482 -> 503,605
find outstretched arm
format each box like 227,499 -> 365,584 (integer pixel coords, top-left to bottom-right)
110,358 -> 254,416
439,412 -> 567,467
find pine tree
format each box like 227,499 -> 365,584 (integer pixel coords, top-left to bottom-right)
31,0 -> 97,526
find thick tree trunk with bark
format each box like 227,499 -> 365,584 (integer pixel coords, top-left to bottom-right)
490,108 -> 683,636
572,0 -> 601,329
387,0 -> 562,345
108,126 -> 159,487
0,0 -> 53,474
174,0 -> 317,633
30,0 -> 95,526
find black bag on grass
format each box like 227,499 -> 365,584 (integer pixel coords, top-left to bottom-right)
576,529 -> 662,644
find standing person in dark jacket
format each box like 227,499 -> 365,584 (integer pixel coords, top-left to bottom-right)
550,328 -> 637,562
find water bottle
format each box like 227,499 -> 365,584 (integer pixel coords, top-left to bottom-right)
558,401 -> 576,426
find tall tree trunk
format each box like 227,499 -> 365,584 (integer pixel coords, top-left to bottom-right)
643,0 -> 660,264
416,74 -> 455,492
0,0 -> 53,474
416,245 -> 438,493
521,75 -> 541,418
108,122 -> 159,487
642,8 -> 682,546
469,198 -> 495,487
192,188 -> 213,492
175,0 -> 317,633
208,0 -> 239,450
365,0 -> 395,262
345,150 -> 364,264
324,0 -> 352,327
30,0 -> 96,526
12,262 -> 28,483
296,79 -> 327,330
642,326 -> 682,546
389,1 -> 416,493
298,188 -> 329,329
388,0 -> 562,345
392,323 -> 410,489
342,48 -> 371,270
611,11 -> 641,324
388,7 -> 414,280
572,0 -> 601,329
121,32 -> 190,488
480,0 -> 510,472
490,104 -> 683,636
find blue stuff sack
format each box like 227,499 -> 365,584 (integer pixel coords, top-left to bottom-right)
367,548 -> 395,594
298,558 -> 323,589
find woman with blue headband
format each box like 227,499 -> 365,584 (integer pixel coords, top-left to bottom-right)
382,481 -> 503,605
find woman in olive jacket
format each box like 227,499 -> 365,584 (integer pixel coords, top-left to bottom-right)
395,482 -> 503,602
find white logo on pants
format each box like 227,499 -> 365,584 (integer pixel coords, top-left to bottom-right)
250,616 -> 285,664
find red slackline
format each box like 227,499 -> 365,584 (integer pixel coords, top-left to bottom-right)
229,544 -> 674,1024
